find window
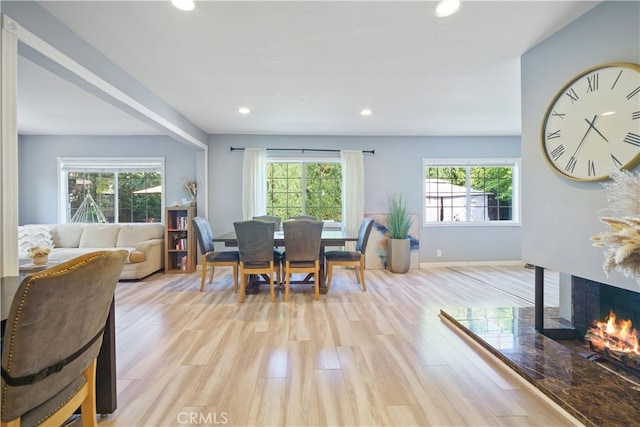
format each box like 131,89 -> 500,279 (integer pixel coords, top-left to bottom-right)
423,158 -> 519,225
266,160 -> 342,223
58,157 -> 164,223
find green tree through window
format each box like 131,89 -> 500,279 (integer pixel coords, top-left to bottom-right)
61,158 -> 163,223
267,161 -> 342,222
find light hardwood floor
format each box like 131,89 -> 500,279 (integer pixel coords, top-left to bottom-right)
102,265 -> 578,427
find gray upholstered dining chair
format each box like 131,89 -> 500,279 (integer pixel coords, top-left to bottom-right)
252,215 -> 282,231
1,250 -> 127,427
234,220 -> 277,303
252,215 -> 284,283
192,217 -> 239,293
281,219 -> 324,301
289,215 -> 318,221
325,217 -> 375,291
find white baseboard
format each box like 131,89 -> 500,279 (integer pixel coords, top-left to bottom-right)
420,260 -> 525,269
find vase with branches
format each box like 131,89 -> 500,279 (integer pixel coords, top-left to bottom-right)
184,180 -> 197,206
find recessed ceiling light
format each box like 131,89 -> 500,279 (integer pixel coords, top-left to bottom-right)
435,0 -> 462,17
361,108 -> 373,116
171,0 -> 195,12
238,107 -> 251,115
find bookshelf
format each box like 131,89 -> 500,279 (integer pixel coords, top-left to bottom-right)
165,206 -> 196,273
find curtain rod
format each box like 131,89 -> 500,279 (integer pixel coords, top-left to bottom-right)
230,146 -> 375,155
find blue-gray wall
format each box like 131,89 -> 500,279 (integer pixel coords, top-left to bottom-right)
522,1 -> 640,292
208,134 -> 521,264
18,135 -> 199,224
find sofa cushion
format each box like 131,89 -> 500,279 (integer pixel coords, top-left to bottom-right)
48,247 -> 139,264
50,224 -> 85,248
79,224 -> 120,248
116,223 -> 164,248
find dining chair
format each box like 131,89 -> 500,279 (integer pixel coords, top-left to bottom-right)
234,220 -> 277,303
325,217 -> 375,292
281,219 -> 324,301
192,217 -> 239,293
252,215 -> 282,231
1,250 -> 127,427
289,215 -> 318,221
252,215 -> 284,284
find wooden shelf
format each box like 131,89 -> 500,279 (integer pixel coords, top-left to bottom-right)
164,206 -> 196,273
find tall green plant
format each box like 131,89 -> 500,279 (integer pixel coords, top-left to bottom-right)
387,192 -> 413,239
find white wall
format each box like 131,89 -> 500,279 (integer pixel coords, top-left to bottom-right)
208,134 -> 521,263
521,1 -> 640,292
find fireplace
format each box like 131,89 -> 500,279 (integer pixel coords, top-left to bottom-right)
441,268 -> 640,426
572,276 -> 640,337
572,276 -> 640,375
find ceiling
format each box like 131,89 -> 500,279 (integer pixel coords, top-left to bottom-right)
17,1 -> 600,137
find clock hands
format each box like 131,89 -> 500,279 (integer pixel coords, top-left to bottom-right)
568,114 -> 595,159
584,115 -> 608,142
565,114 -> 603,173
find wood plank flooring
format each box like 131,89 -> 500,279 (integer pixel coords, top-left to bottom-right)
101,265 -> 579,427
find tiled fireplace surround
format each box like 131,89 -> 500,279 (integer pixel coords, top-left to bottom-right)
572,276 -> 640,339
441,273 -> 640,427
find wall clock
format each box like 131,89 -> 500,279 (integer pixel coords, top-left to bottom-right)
541,62 -> 640,181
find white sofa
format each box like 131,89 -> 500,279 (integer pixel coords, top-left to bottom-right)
19,223 -> 165,280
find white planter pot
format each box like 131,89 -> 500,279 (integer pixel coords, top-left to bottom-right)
388,238 -> 410,273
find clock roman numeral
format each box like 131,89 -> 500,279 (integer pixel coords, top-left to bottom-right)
587,73 -> 599,92
550,145 -> 565,161
551,110 -> 565,119
624,132 -> 640,147
627,86 -> 640,100
565,156 -> 577,173
564,88 -> 579,103
633,111 -> 640,120
611,154 -> 622,168
588,160 -> 596,177
611,70 -> 623,90
546,130 -> 561,140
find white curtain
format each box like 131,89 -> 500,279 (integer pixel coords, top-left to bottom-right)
242,148 -> 267,220
341,150 -> 364,250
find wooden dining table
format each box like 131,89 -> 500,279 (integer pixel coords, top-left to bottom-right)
213,229 -> 357,293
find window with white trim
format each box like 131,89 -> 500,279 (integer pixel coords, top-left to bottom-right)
266,159 -> 342,224
58,157 -> 164,223
423,158 -> 520,225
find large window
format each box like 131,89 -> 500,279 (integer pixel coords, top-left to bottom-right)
423,158 -> 519,225
267,160 -> 342,223
58,158 -> 164,223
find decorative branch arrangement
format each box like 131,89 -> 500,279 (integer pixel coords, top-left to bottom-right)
592,170 -> 640,281
184,180 -> 197,199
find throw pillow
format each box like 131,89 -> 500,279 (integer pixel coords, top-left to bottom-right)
18,225 -> 53,253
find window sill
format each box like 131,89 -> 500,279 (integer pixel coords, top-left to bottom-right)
423,221 -> 521,228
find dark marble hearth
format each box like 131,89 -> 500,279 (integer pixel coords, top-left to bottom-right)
440,306 -> 640,427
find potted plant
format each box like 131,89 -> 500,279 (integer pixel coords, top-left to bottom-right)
386,192 -> 413,273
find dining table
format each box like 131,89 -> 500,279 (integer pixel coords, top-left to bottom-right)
1,274 -> 117,415
213,229 -> 358,293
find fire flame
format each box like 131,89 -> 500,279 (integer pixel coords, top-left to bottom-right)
588,311 -> 639,355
